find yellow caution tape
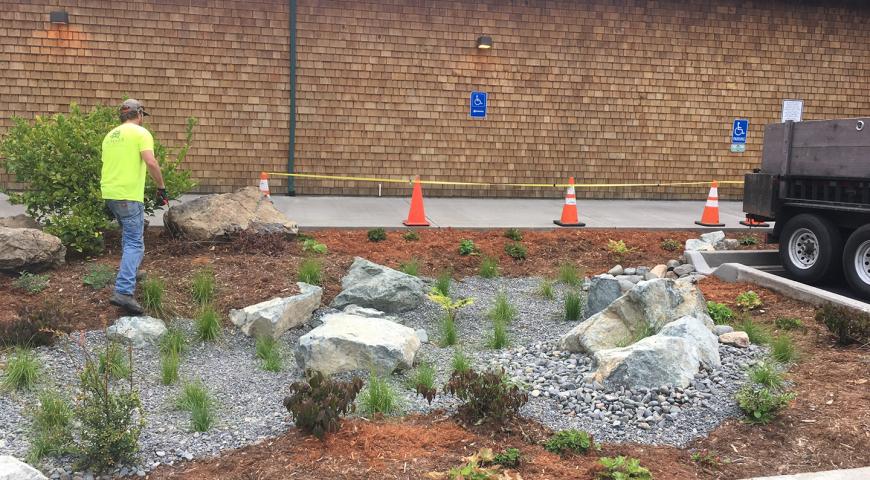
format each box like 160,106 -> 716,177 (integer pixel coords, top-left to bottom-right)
264,172 -> 744,189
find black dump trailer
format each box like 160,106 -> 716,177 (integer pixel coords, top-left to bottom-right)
743,117 -> 870,299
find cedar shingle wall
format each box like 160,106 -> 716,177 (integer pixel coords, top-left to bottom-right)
2,1 -> 869,199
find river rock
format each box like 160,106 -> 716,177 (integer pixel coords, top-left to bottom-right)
229,282 -> 322,338
608,265 -> 624,276
331,258 -> 425,313
106,316 -> 167,348
164,187 -> 298,240
0,227 -> 65,272
0,455 -> 47,479
586,336 -> 702,389
657,315 -> 721,369
646,264 -> 667,280
722,239 -> 741,250
713,325 -> 734,335
583,275 -> 622,319
719,331 -> 750,348
673,264 -> 696,277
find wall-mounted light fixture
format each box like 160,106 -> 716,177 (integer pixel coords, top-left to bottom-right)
476,35 -> 493,49
50,10 -> 69,25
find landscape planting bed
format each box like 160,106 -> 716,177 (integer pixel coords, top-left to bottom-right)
0,228 -> 867,480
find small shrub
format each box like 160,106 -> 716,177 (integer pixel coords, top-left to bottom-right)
558,263 -> 584,287
13,272 -> 49,294
398,258 -> 420,276
451,350 -> 472,374
479,256 -> 499,278
443,368 -> 528,422
488,292 -> 517,324
195,305 -> 222,342
191,268 -> 216,305
564,291 -> 582,321
504,242 -> 527,260
433,270 -> 451,296
815,303 -> 870,345
409,363 -> 436,404
736,317 -> 772,345
2,347 -> 41,391
26,390 -> 73,463
159,326 -> 187,357
736,384 -> 795,424
140,277 -> 166,317
493,447 -> 521,468
255,336 -> 283,372
176,380 -> 215,432
747,360 -> 785,390
458,239 -> 477,256
427,291 -> 473,322
159,351 -> 180,386
735,290 -> 763,310
301,238 -> 328,254
283,370 -> 363,439
82,263 -> 115,290
446,450 -> 500,479
98,343 -> 131,380
660,238 -> 681,251
771,335 -> 800,364
297,258 -> 323,285
738,235 -> 759,246
774,316 -> 804,331
537,279 -> 555,300
544,429 -> 593,455
597,456 -> 653,479
439,314 -> 458,347
402,230 -> 420,241
4,301 -> 69,347
358,370 -> 401,417
606,239 -> 635,262
487,319 -> 510,350
706,301 -> 734,325
503,228 -> 523,241
367,228 -> 387,242
690,449 -> 722,469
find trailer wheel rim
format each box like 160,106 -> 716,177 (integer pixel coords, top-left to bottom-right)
854,240 -> 870,285
788,228 -> 819,270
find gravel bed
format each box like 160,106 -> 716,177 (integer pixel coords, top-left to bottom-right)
1,275 -> 763,477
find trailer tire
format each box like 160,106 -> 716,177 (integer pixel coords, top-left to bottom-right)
842,225 -> 870,299
779,214 -> 842,283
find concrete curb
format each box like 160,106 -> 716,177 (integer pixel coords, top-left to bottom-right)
741,466 -> 870,480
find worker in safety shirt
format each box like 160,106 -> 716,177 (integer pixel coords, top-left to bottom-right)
100,99 -> 169,314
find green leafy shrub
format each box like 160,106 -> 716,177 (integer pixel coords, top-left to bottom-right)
297,258 -> 323,285
451,350 -> 472,374
596,456 -> 652,479
606,239 -> 635,262
358,371 -> 401,417
458,239 -> 477,256
735,290 -> 763,310
176,380 -> 216,432
493,447 -> 521,468
98,342 -> 131,380
399,258 -> 420,276
367,228 -> 387,242
537,279 -> 555,300
191,268 -> 216,305
447,450 -> 500,479
736,317 -> 772,345
488,292 -> 517,323
2,347 -> 41,391
487,319 -> 510,350
13,272 -> 49,294
504,228 -> 523,241
815,304 -> 870,345
0,103 -> 195,253
301,238 -> 328,254
558,263 -> 585,287
564,291 -> 582,321
283,370 -> 363,439
479,256 -> 499,278
504,242 -> 527,260
141,277 -> 166,317
3,301 -> 69,347
255,336 -> 283,372
736,384 -> 795,424
409,363 -> 437,404
82,263 -> 115,290
771,335 -> 800,364
433,271 -> 451,296
195,305 -> 222,342
774,316 -> 804,331
747,360 -> 784,390
402,230 -> 420,241
26,390 -> 74,463
706,301 -> 734,325
443,368 -> 528,422
738,235 -> 759,246
544,429 -> 593,455
660,238 -> 681,251
159,351 -> 180,386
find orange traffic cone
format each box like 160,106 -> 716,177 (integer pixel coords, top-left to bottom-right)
403,176 -> 430,227
739,215 -> 770,228
554,177 -> 586,227
258,172 -> 272,200
695,180 -> 725,227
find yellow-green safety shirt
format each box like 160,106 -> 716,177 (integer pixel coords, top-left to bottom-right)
100,123 -> 154,202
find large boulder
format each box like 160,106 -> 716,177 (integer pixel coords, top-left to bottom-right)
586,336 -> 702,389
685,239 -> 714,252
583,275 -> 623,319
106,316 -> 167,348
164,187 -> 298,240
295,312 -> 421,375
229,283 -> 322,338
560,278 -> 709,354
657,315 -> 721,369
0,455 -> 47,480
0,227 -> 65,272
0,215 -> 39,229
331,258 -> 425,313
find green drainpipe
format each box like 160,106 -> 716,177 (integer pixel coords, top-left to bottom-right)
287,0 -> 297,195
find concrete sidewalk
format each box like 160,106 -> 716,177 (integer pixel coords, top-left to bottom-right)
744,466 -> 870,480
0,193 -> 765,230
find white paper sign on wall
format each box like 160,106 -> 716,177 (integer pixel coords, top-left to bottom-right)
781,99 -> 803,123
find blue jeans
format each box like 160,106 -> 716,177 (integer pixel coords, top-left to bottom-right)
106,200 -> 144,295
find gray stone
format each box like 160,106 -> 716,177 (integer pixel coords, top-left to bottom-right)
0,227 -> 66,272
684,239 -> 714,252
106,316 -> 167,348
617,275 -> 644,284
586,336 -> 702,389
623,268 -> 637,276
229,283 -> 322,338
415,328 -> 429,343
719,331 -> 750,348
607,265 -> 624,276
665,271 -> 678,279
712,325 -> 734,336
646,264 -> 667,280
0,455 -> 48,479
583,275 -> 623,319
722,239 -> 740,250
331,257 -> 425,313
666,259 -> 681,269
164,187 -> 298,240
560,278 -> 710,354
657,315 -> 721,369
617,279 -> 636,293
0,215 -> 39,229
699,231 -> 725,245
673,264 -> 696,277
342,304 -> 404,324
295,313 -> 421,375
636,267 -> 650,275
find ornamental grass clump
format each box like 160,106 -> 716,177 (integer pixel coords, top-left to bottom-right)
479,256 -> 499,278
195,305 -> 222,342
190,268 -> 216,305
537,278 -> 555,300
736,317 -> 772,345
176,380 -> 216,432
255,335 -> 283,372
409,363 -> 437,404
487,292 -> 517,324
284,370 -> 363,440
399,258 -> 420,276
2,347 -> 41,391
558,263 -> 584,287
159,351 -> 180,386
439,314 -> 458,347
97,342 -> 131,380
140,277 -> 166,317
26,390 -> 74,463
564,291 -> 582,321
428,290 -> 473,347
433,270 -> 451,296
771,334 -> 800,364
451,350 -> 472,374
297,258 -> 323,286
487,319 -> 510,350
358,370 -> 401,417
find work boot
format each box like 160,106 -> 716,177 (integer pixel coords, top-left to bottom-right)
110,292 -> 144,315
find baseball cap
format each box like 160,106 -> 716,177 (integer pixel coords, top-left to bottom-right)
120,99 -> 150,116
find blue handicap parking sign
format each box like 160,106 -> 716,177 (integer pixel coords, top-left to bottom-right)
732,119 -> 749,144
470,91 -> 487,118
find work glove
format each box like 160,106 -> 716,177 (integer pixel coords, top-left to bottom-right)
157,188 -> 169,206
